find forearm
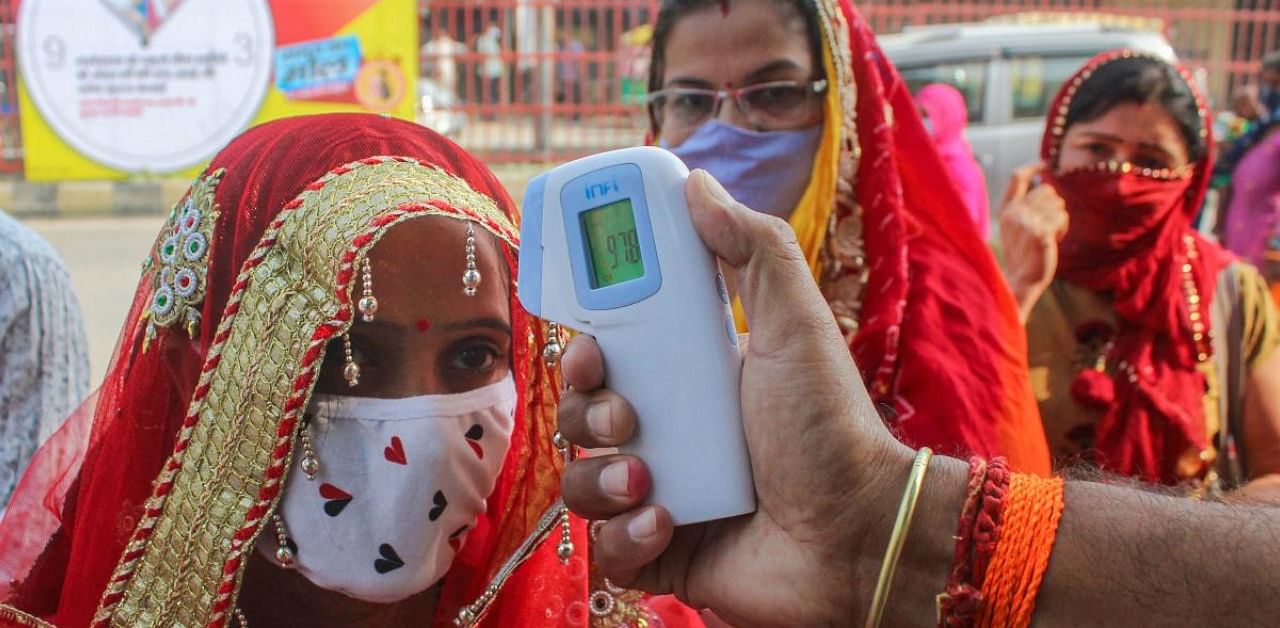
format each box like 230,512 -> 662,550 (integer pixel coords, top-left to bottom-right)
1236,473 -> 1280,503
1034,481 -> 1280,625
852,459 -> 1280,627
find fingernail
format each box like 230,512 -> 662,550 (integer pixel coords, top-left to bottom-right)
697,169 -> 735,206
586,402 -> 613,441
600,461 -> 629,498
628,508 -> 658,541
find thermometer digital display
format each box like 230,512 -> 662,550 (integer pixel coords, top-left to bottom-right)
581,198 -> 644,288
517,147 -> 756,526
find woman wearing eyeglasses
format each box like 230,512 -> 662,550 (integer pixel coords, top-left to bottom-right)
645,0 -> 1051,472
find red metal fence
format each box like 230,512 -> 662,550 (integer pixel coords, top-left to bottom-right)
859,0 -> 1280,104
0,0 -> 20,174
418,0 -> 660,163
0,1 -> 1276,174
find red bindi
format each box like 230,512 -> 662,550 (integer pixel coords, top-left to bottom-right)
415,319 -> 431,332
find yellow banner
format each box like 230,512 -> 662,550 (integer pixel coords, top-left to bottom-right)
16,0 -> 418,181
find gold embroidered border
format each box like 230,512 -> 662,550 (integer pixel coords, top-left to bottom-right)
99,158 -> 516,626
0,604 -> 56,628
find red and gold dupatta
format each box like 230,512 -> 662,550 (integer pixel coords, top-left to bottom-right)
0,114 -> 586,627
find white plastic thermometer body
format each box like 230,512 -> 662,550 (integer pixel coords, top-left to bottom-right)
518,146 -> 755,526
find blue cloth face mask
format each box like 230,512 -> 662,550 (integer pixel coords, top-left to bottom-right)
662,121 -> 823,220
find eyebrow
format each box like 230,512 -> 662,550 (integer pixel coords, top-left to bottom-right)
437,317 -> 513,337
1075,131 -> 1177,160
666,59 -> 807,89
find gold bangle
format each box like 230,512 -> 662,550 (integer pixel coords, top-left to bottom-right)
865,447 -> 933,628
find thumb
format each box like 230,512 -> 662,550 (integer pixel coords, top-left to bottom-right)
685,170 -> 849,359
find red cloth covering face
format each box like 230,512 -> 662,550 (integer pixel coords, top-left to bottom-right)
1042,50 -> 1231,484
0,114 -> 587,626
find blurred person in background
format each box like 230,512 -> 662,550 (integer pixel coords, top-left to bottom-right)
1213,49 -> 1280,184
0,211 -> 88,514
915,82 -> 991,239
476,20 -> 504,109
1001,51 -> 1280,497
1214,85 -> 1263,148
1222,108 -> 1280,299
422,29 -> 465,102
557,28 -> 585,115
646,0 -> 1050,472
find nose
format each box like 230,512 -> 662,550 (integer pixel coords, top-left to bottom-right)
713,92 -> 752,129
388,354 -> 449,398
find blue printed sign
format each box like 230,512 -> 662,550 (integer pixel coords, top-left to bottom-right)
275,35 -> 362,97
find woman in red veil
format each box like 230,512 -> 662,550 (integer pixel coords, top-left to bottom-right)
0,114 -> 684,627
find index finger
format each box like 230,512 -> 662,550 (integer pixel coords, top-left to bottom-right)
1002,162 -> 1047,208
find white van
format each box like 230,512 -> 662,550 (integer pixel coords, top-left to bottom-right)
879,19 -> 1175,215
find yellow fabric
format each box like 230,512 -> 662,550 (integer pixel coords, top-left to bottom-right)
1238,264 -> 1280,368
732,40 -> 842,332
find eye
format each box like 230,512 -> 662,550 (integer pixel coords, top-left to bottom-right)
1084,142 -> 1111,156
1133,154 -> 1171,170
446,339 -> 502,372
744,85 -> 807,114
668,92 -> 714,121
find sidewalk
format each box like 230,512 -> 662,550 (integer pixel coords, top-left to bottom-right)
2,163 -> 548,218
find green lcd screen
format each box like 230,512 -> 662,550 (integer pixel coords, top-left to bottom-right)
581,198 -> 644,288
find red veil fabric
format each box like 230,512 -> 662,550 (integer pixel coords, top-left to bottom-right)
1042,51 -> 1230,483
825,1 -> 1050,472
0,114 -> 587,626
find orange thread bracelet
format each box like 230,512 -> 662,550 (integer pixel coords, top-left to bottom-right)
974,474 -> 1064,628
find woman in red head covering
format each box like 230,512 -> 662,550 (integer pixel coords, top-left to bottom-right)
1002,51 -> 1280,493
915,82 -> 991,239
0,114 -> 691,626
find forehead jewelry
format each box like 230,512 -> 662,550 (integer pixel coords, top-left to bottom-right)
359,258 -> 379,322
463,222 -> 482,296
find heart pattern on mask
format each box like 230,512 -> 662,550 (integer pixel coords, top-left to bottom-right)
448,525 -> 468,553
319,482 -> 353,517
465,424 -> 484,459
374,543 -> 405,574
429,490 -> 448,521
384,435 -> 407,465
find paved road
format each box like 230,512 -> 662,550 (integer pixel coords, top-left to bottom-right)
24,216 -> 165,384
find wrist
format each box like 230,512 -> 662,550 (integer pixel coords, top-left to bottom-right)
847,449 -> 969,626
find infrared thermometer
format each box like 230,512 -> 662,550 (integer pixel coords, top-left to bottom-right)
517,147 -> 755,526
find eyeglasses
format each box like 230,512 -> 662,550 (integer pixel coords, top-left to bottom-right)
647,79 -> 828,132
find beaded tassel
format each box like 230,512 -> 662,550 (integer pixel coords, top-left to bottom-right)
463,222 -> 482,296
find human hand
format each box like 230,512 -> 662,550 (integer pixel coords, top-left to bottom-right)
557,170 -> 916,626
998,164 -> 1069,323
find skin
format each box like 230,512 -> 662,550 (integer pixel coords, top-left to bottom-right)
655,0 -> 821,146
1001,101 -> 1280,500
237,216 -> 512,626
560,170 -> 1280,626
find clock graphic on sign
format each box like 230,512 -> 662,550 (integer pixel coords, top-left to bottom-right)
18,0 -> 274,173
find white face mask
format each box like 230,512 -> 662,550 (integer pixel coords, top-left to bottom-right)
260,376 -> 517,603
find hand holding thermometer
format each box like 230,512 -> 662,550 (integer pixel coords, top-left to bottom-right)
517,147 -> 756,526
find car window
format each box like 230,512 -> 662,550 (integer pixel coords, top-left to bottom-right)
1009,55 -> 1091,120
899,60 -> 989,125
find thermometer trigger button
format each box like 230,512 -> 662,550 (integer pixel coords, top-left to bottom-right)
716,273 -> 730,305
